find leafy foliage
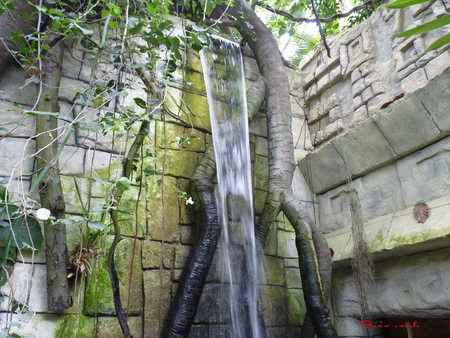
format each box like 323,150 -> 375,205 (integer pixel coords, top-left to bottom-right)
388,0 -> 450,53
0,185 -> 43,287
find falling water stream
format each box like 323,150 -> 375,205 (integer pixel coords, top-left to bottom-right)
200,38 -> 265,338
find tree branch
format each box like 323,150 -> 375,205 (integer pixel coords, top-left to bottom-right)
256,0 -> 383,24
310,0 -> 331,57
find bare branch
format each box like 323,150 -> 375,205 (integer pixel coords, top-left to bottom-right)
256,0 -> 383,24
310,0 -> 331,57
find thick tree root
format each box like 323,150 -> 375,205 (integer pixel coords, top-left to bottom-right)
165,146 -> 220,338
282,191 -> 336,338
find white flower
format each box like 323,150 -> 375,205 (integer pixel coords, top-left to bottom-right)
185,197 -> 194,205
36,208 -> 51,220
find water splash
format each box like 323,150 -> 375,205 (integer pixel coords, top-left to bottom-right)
200,37 -> 265,338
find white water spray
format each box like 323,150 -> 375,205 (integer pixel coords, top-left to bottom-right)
201,37 -> 264,338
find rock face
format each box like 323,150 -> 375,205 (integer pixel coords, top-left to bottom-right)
294,1 -> 450,336
1,2 -> 450,337
0,19 -> 307,338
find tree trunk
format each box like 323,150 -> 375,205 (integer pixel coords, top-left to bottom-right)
226,1 -> 337,336
35,41 -> 72,312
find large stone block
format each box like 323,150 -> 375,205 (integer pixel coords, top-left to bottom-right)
117,186 -> 146,238
166,90 -> 211,132
373,93 -> 441,157
260,285 -> 288,326
264,255 -> 285,286
84,237 -> 143,315
97,316 -> 142,338
194,283 -> 230,323
368,247 -> 450,318
326,194 -> 450,266
146,175 -> 180,242
286,289 -> 306,326
59,145 -> 85,175
143,269 -> 171,335
356,163 -> 406,221
285,267 -> 302,289
84,149 -> 123,181
0,100 -> 34,137
397,136 -> 450,206
156,148 -> 199,178
253,155 -> 268,191
141,240 -> 173,269
0,66 -> 37,106
0,138 -> 35,177
415,66 -> 450,134
332,119 -> 396,176
0,263 -> 47,312
318,185 -> 353,234
299,142 -> 349,194
277,230 -> 298,259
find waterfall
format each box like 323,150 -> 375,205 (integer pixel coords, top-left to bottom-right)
200,38 -> 265,338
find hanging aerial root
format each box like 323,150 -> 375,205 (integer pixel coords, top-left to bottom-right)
165,145 -> 220,338
282,191 -> 337,338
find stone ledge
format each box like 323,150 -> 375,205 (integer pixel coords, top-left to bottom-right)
326,195 -> 450,268
299,66 -> 450,194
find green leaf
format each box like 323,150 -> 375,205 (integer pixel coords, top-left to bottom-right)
70,23 -> 94,36
24,110 -> 59,117
116,177 -> 131,191
18,13 -> 35,21
0,216 -> 43,251
107,4 -> 122,18
0,204 -> 19,221
0,185 -> 6,202
386,0 -> 431,8
393,14 -> 450,38
0,247 -> 15,287
19,76 -> 40,90
143,166 -> 157,176
87,221 -> 106,231
133,97 -> 147,109
108,21 -> 119,29
6,2 -> 16,11
129,21 -> 145,35
423,32 -> 450,53
69,215 -> 85,223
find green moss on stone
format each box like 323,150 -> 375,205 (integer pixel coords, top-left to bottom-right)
186,70 -> 206,93
156,148 -> 199,178
253,155 -> 268,190
96,158 -> 123,182
146,175 -> 180,241
264,255 -> 285,286
84,236 -> 143,315
369,231 -> 385,252
389,232 -> 432,247
54,314 -> 95,338
117,187 -> 146,238
181,93 -> 211,131
286,289 -> 306,326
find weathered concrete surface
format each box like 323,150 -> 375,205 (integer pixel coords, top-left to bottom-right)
297,0 -> 450,147
300,66 -> 450,195
332,246 -> 450,319
326,194 -> 450,267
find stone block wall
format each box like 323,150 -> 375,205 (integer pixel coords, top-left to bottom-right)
0,19 -> 309,337
298,0 -> 450,147
294,2 -> 450,337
